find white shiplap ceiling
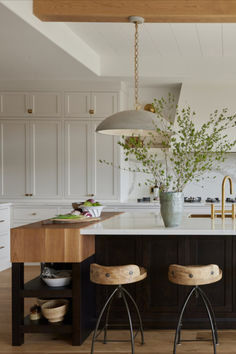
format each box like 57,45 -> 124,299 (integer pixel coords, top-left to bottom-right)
2,0 -> 236,81
66,23 -> 236,57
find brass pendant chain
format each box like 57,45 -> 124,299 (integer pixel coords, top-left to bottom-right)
134,22 -> 140,110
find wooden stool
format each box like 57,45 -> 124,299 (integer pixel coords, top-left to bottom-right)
90,263 -> 147,354
169,264 -> 222,354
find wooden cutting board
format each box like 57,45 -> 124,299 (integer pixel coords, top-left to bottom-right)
51,217 -> 101,223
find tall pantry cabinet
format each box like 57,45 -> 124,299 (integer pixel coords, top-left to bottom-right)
64,92 -> 119,200
0,89 -> 122,201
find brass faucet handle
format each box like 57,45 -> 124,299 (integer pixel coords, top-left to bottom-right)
211,204 -> 215,219
232,204 -> 235,220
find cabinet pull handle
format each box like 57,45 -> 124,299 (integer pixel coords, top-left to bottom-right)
89,109 -> 94,115
87,194 -> 95,197
29,194 -> 33,196
0,220 -> 5,223
32,213 -> 37,216
28,109 -> 33,114
0,246 -> 5,249
25,194 -> 29,197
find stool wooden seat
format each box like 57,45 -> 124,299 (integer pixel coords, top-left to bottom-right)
90,263 -> 147,354
168,264 -> 222,286
90,263 -> 147,285
169,263 -> 223,354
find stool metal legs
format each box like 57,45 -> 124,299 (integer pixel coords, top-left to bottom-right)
121,288 -> 135,353
122,287 -> 145,345
91,285 -> 144,354
198,287 -> 219,345
91,287 -> 119,354
173,286 -> 218,354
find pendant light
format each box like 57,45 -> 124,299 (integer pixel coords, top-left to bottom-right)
96,16 -> 157,137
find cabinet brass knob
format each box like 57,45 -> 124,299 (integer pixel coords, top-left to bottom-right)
32,213 -> 37,216
0,246 -> 5,249
88,194 -> 95,197
89,109 -> 94,115
28,109 -> 33,114
25,193 -> 29,196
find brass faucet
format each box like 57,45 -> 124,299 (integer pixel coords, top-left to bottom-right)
211,176 -> 235,219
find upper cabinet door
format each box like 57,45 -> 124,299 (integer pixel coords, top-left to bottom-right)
29,92 -> 61,117
30,121 -> 62,198
0,92 -> 28,117
64,120 -> 91,198
65,92 -> 91,118
91,92 -> 118,118
91,121 -> 120,200
0,120 -> 30,197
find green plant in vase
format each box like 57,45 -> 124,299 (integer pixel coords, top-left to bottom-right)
101,94 -> 236,227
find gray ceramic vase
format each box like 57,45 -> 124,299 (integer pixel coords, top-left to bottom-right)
160,192 -> 184,227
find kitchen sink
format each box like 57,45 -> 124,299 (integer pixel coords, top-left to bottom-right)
189,214 -> 235,218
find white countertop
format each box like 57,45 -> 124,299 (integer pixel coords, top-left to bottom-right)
81,212 -> 236,235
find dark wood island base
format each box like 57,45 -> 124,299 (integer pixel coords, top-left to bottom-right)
95,234 -> 235,330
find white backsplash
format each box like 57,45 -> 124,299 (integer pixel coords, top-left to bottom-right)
127,153 -> 236,200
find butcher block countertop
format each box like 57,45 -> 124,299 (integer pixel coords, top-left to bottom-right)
10,212 -> 121,263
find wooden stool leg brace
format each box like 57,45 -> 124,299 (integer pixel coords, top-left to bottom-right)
91,285 -> 144,354
173,286 -> 218,354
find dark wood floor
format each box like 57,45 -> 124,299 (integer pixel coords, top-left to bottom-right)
1,266 -> 236,353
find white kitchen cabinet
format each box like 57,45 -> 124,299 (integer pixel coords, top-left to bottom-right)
30,92 -> 61,117
65,92 -> 91,118
64,120 -> 92,198
0,120 -> 30,197
92,92 -> 118,118
92,121 -> 119,200
13,206 -> 59,227
65,120 -> 120,200
0,92 -> 28,117
65,91 -> 118,118
0,120 -> 62,199
30,121 -> 62,198
0,204 -> 11,271
0,91 -> 61,117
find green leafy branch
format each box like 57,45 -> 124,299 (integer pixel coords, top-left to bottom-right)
100,93 -> 236,192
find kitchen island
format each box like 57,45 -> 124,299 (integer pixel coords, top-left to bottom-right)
11,211 -> 236,346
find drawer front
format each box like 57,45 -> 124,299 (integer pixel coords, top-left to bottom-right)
0,208 -> 10,234
0,233 -> 10,260
13,207 -> 58,221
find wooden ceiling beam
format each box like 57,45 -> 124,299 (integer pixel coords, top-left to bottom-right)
33,0 -> 236,23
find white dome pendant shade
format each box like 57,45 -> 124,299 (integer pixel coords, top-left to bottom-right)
96,109 -> 157,136
96,16 -> 158,137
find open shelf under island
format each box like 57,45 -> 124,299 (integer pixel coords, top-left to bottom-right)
11,211 -> 236,346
